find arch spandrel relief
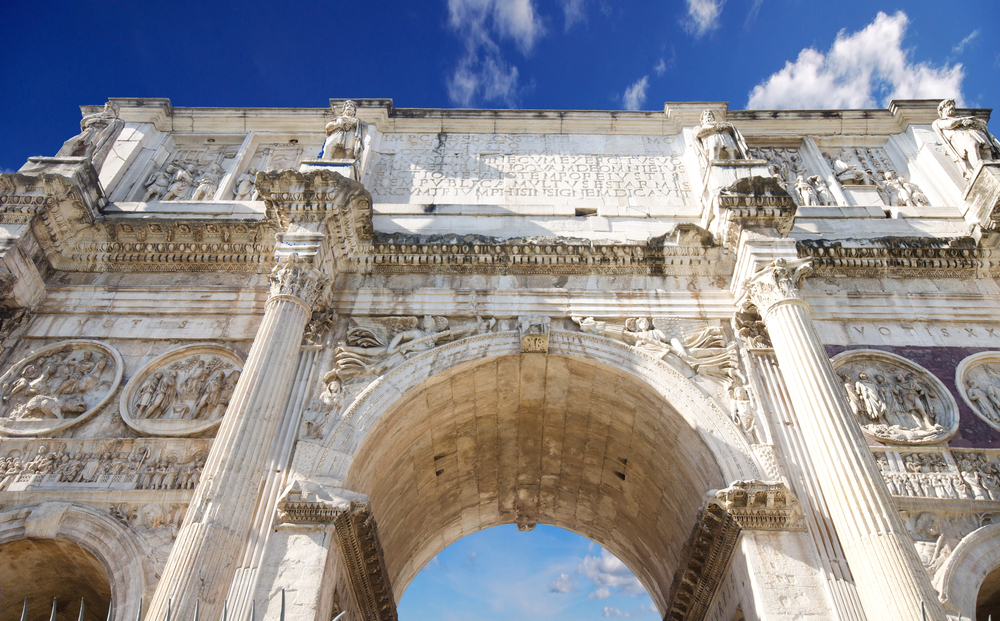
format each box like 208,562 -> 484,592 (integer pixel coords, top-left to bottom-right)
119,344 -> 243,437
0,340 -> 123,437
956,352 -> 1000,432
832,349 -> 959,445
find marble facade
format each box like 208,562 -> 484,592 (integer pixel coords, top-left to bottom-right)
2,97 -> 1000,621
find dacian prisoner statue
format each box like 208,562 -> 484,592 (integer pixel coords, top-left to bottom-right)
321,100 -> 367,161
933,98 -> 1000,176
694,109 -> 749,163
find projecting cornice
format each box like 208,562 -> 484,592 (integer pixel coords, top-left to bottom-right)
795,237 -> 1000,279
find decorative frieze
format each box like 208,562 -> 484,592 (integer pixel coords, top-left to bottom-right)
0,438 -> 209,492
874,447 -> 1000,502
0,340 -> 123,437
833,349 -> 958,445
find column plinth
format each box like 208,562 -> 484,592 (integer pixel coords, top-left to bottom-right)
744,258 -> 944,621
147,255 -> 328,621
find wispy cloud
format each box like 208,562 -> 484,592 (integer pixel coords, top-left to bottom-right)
623,76 -> 649,111
561,0 -> 587,31
549,572 -> 575,593
684,0 -> 724,37
747,11 -> 964,110
446,0 -> 546,107
654,59 -> 667,76
580,550 -> 646,598
952,29 -> 979,55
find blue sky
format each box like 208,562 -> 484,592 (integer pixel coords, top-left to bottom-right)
2,1 -> 999,617
397,525 -> 658,620
2,1 -> 998,173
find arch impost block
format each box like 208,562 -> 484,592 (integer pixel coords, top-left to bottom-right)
665,481 -> 802,621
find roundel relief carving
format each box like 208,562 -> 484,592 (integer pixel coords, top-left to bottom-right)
120,344 -> 243,437
0,340 -> 123,437
956,352 -> 1000,431
831,349 -> 958,445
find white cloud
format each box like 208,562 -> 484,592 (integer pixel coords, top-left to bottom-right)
747,11 -> 964,110
561,0 -> 587,31
549,572 -> 576,593
603,606 -> 632,618
684,0 -> 724,37
579,550 -> 646,599
952,30 -> 979,55
654,58 -> 667,76
446,0 -> 546,107
623,76 -> 649,111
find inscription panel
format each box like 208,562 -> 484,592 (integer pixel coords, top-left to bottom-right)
367,133 -> 692,208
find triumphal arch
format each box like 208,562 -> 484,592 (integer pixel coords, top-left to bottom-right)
2,96 -> 1000,621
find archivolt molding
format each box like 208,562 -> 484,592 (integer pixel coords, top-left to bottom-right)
306,330 -> 761,484
0,502 -> 151,621
936,522 -> 1000,617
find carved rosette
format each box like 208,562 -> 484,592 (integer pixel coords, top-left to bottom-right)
0,340 -> 123,436
956,351 -> 1000,431
832,350 -> 958,445
119,344 -> 244,437
741,258 -> 812,316
268,254 -> 330,308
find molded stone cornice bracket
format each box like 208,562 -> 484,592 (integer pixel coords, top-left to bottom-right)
962,162 -> 1000,246
3,158 -> 280,273
255,169 -> 374,274
706,168 -> 797,252
796,237 -> 989,279
664,481 -> 802,621
276,481 -> 397,621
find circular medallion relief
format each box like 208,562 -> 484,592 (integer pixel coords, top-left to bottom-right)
0,340 -> 124,437
120,344 -> 243,437
956,352 -> 1000,431
831,349 -> 958,445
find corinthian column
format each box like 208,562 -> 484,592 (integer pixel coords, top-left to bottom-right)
742,258 -> 943,621
147,255 -> 329,621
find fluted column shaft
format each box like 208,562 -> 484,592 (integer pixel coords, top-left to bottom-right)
147,256 -> 327,621
746,259 -> 943,621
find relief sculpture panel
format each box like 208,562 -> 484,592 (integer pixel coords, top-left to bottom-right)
120,344 -> 243,437
956,352 -> 1000,432
832,349 -> 958,445
0,340 -> 123,436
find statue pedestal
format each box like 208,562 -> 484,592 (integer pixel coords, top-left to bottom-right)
299,158 -> 358,180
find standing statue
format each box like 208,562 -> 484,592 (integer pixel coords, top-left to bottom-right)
933,98 -> 1000,176
694,110 -> 749,163
55,101 -> 125,174
321,100 -> 367,160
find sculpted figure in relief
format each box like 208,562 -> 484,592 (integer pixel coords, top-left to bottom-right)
933,98 -> 1000,176
967,380 -> 1000,423
830,149 -> 871,185
793,175 -> 819,206
694,110 -> 749,163
55,101 -> 125,173
1,348 -> 113,421
233,168 -> 257,201
837,356 -> 951,444
190,164 -> 223,201
161,165 -> 197,201
322,100 -> 367,161
142,165 -> 175,202
911,512 -> 953,577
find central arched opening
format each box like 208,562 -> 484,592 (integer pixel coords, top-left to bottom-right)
345,353 -> 727,612
0,538 -> 111,621
398,524 -> 659,619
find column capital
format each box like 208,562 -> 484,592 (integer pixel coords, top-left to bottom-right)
742,258 -> 812,315
268,254 -> 330,309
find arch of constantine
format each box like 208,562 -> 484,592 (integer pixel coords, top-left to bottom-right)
1,96 -> 1000,621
